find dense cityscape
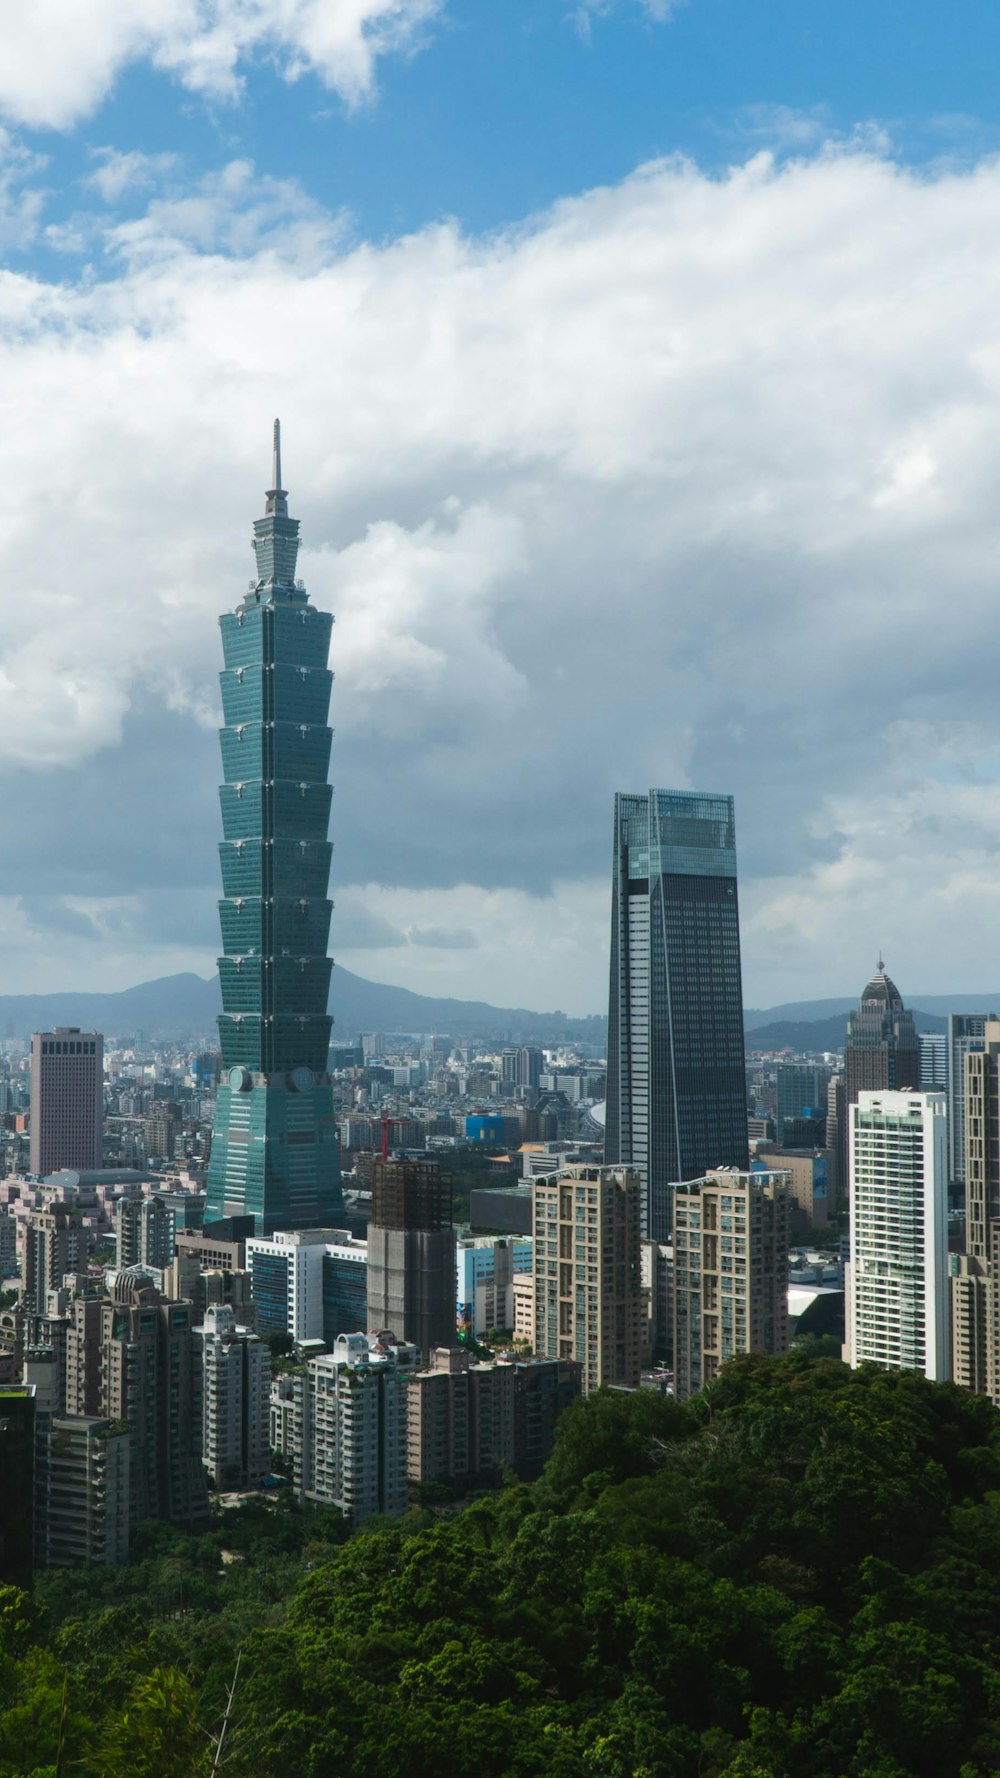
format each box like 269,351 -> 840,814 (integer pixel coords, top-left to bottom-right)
1,435 -> 999,1776
5,6 -> 1000,1773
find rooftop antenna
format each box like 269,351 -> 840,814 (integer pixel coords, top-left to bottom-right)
264,418 -> 287,517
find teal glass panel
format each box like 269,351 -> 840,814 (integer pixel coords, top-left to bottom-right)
207,460 -> 341,1233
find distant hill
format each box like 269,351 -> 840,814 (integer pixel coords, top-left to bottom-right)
0,969 -> 607,1046
746,1007 -> 956,1054
744,993 -> 1000,1032
0,974 -> 221,1042
3,975 -> 995,1051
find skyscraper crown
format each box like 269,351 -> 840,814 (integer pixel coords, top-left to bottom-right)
252,418 -> 300,588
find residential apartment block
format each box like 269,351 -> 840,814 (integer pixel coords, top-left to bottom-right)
672,1168 -> 791,1401
846,1091 -> 949,1380
532,1165 -> 643,1393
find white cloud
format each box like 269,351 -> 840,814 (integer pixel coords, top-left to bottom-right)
0,0 -> 441,131
5,143 -> 1000,1006
105,158 -> 341,259
87,148 -> 178,203
743,758 -> 1000,1005
573,0 -> 686,37
0,127 -> 48,248
335,882 -> 609,1010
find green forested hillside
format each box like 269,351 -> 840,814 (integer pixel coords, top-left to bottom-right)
4,1352 -> 1000,1777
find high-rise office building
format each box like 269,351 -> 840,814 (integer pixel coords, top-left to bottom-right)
846,1091 -> 948,1380
825,1072 -> 846,1209
775,1062 -> 832,1145
517,1048 -> 543,1090
29,1029 -> 103,1176
672,1168 -> 791,1401
206,423 -> 341,1233
947,1013 -> 992,1189
839,965 -> 921,1207
950,1023 -> 1000,1403
532,1164 -> 643,1393
321,1238 -> 368,1345
604,789 -> 749,1239
246,1226 -> 359,1341
366,1159 -> 457,1356
844,963 -> 921,1108
919,1032 -> 947,1091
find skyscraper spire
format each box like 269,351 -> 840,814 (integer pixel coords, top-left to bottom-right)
253,417 -> 298,585
265,417 -> 288,518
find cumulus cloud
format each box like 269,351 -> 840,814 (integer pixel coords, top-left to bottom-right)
336,883 -> 608,1009
0,0 -> 441,131
0,127 -> 48,248
5,143 -> 1000,1005
407,924 -> 478,948
573,0 -> 686,38
87,147 -> 178,203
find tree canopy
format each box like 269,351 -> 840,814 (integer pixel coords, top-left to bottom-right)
4,1352 -> 1000,1777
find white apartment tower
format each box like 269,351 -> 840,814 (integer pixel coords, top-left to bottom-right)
193,1305 -> 270,1490
531,1165 -> 643,1393
847,1090 -> 949,1380
270,1333 -> 409,1525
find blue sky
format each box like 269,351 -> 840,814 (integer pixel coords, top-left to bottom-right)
4,1 -> 1000,1012
16,1 -> 1000,270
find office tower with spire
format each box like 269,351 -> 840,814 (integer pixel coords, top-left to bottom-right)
839,962 -> 921,1205
844,961 -> 921,1106
604,789 -> 749,1240
205,424 -> 341,1233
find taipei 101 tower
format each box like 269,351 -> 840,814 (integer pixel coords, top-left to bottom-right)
205,423 -> 342,1231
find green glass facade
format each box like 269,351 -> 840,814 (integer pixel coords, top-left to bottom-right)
206,424 -> 342,1232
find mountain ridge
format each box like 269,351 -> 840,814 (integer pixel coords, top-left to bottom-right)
0,974 -> 996,1050
0,970 -> 606,1045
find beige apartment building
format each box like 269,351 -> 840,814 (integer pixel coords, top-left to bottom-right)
512,1271 -> 535,1346
672,1168 -> 791,1401
531,1165 -> 643,1393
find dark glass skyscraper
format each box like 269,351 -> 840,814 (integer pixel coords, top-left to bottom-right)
205,424 -> 341,1232
604,789 -> 749,1239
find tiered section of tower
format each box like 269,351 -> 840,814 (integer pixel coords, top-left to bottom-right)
206,423 -> 342,1232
